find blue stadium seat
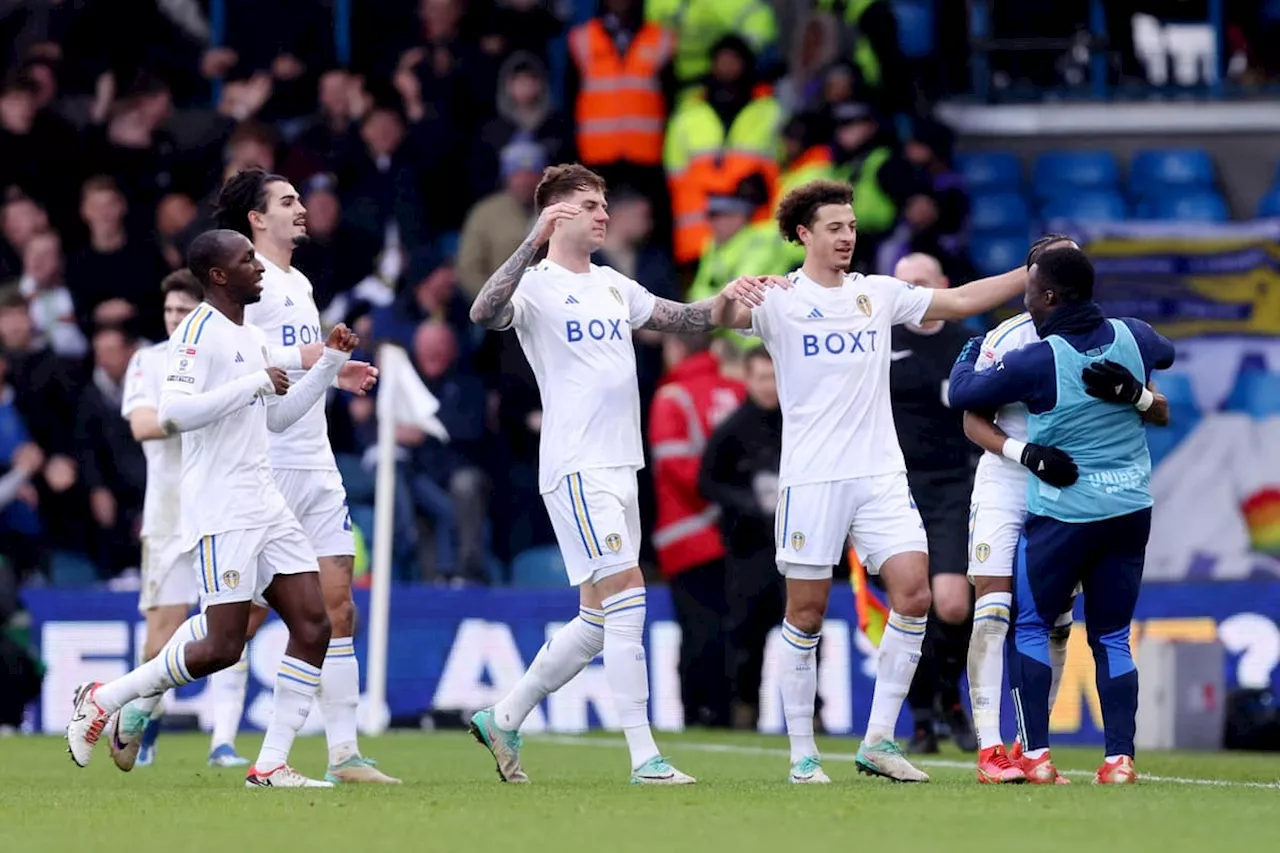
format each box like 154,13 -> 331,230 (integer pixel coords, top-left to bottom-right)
1258,190 -> 1280,218
955,151 -> 1021,193
1129,148 -> 1216,198
891,0 -> 936,59
1032,150 -> 1120,199
509,545 -> 568,588
969,234 -> 1026,278
1145,374 -> 1201,467
49,551 -> 99,587
1040,190 -> 1128,223
1223,370 -> 1280,418
968,191 -> 1029,233
1135,191 -> 1230,223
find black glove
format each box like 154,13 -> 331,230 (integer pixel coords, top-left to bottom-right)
1020,443 -> 1079,488
1082,359 -> 1142,405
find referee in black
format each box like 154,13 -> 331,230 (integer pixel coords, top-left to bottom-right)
887,252 -> 979,753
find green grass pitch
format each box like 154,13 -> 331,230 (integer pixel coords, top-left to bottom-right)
2,731 -> 1277,852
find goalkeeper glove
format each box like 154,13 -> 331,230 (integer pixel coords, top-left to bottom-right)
1002,439 -> 1079,488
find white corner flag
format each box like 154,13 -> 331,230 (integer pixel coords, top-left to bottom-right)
362,342 -> 450,735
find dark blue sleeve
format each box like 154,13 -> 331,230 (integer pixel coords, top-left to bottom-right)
949,340 -> 1059,414
1121,318 -> 1176,377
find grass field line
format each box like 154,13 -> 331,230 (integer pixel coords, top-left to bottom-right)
535,735 -> 1280,789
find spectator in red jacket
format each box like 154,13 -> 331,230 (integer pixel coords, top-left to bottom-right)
647,332 -> 744,727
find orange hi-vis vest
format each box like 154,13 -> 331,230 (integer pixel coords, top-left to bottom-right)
569,19 -> 675,167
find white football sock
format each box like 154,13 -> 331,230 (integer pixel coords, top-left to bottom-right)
255,655 -> 322,772
969,592 -> 1012,749
493,607 -> 605,731
209,647 -> 248,750
602,588 -> 659,769
1048,611 -> 1073,712
95,642 -> 195,713
779,620 -> 821,763
864,611 -> 928,744
131,692 -> 163,719
321,637 -> 361,765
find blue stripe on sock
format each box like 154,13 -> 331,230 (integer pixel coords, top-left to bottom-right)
278,672 -> 321,689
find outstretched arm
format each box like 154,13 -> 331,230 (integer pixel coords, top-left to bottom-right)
640,296 -> 716,333
469,202 -> 581,329
923,267 -> 1027,323
648,275 -> 786,332
159,372 -> 275,434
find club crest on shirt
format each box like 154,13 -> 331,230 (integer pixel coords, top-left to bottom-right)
791,531 -> 806,551
605,533 -> 622,553
609,286 -> 624,306
856,294 -> 872,317
975,543 -> 991,563
222,570 -> 241,589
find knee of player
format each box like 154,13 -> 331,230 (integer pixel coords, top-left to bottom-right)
894,584 -> 932,619
934,592 -> 970,625
206,635 -> 248,671
327,595 -> 356,636
1086,624 -> 1132,658
295,610 -> 333,652
784,601 -> 825,636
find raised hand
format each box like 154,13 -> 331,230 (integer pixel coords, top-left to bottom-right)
531,202 -> 582,247
721,275 -> 770,307
266,366 -> 290,396
338,361 -> 379,395
325,323 -> 359,353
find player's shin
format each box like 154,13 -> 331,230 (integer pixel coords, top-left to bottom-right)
494,607 -> 605,731
779,619 -> 821,763
968,592 -> 1012,748
94,613 -> 208,712
601,587 -> 659,770
1009,618 -> 1054,755
1089,625 -> 1139,760
255,656 -> 322,772
209,647 -> 249,751
320,636 -> 360,764
865,610 -> 928,744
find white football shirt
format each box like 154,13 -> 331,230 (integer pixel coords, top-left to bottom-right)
162,303 -> 290,549
970,311 -> 1040,508
504,260 -> 656,494
748,270 -> 934,487
243,254 -> 336,472
121,342 -> 182,538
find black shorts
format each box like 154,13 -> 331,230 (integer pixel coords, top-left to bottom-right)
907,468 -> 973,578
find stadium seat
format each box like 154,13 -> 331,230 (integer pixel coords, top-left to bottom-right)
969,234 -> 1026,278
955,151 -> 1021,193
1258,190 -> 1280,218
1128,148 -> 1216,198
1135,191 -> 1230,223
891,0 -> 936,60
1146,373 -> 1200,467
967,191 -> 1029,233
1032,150 -> 1121,199
509,545 -> 568,588
1040,190 -> 1128,223
49,551 -> 99,587
1223,370 -> 1280,418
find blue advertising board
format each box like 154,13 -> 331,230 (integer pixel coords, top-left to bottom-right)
21,582 -> 1280,745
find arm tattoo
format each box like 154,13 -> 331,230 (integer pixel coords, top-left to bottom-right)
469,235 -> 539,329
640,297 -> 716,333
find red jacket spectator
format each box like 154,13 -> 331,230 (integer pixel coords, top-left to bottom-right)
648,343 -> 744,578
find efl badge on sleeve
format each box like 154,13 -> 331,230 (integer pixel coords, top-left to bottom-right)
856,294 -> 872,316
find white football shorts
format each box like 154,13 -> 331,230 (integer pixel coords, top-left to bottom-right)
191,514 -> 318,608
138,535 -> 197,613
967,500 -> 1025,579
543,467 -> 641,586
272,468 -> 355,559
775,471 -> 928,580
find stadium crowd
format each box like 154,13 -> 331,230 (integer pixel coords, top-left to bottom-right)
0,0 -> 988,596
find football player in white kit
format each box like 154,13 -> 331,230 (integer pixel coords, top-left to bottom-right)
112,270 -> 258,770
467,163 -> 776,784
716,180 -> 1032,784
960,234 -> 1170,785
67,230 -> 357,788
214,168 -> 394,784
